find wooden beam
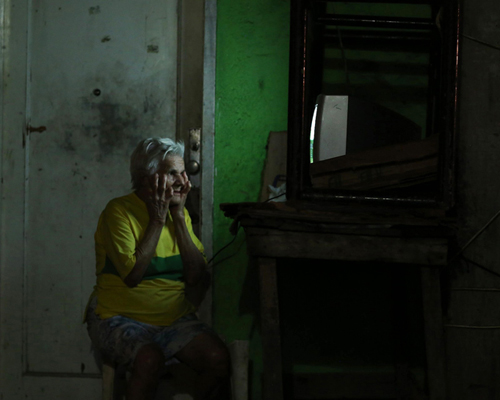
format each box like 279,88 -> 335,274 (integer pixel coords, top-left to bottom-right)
247,228 -> 448,265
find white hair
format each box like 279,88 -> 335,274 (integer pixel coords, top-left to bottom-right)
130,137 -> 185,191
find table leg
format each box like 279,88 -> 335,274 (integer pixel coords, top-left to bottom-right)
421,266 -> 447,400
258,257 -> 283,400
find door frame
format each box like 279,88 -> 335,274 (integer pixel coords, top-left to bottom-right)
176,0 -> 216,325
0,0 -> 33,396
200,0 -> 217,325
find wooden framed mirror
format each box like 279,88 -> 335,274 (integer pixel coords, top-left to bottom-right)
287,0 -> 460,207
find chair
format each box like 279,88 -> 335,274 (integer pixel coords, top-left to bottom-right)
102,361 -> 116,400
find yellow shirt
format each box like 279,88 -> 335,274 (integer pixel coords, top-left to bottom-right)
92,192 -> 203,326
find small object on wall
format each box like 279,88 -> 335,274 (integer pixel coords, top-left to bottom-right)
260,131 -> 287,202
268,183 -> 286,202
187,128 -> 201,176
186,160 -> 200,175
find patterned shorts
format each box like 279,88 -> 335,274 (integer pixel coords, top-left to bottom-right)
86,300 -> 213,369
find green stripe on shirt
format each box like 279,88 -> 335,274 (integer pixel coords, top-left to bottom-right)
102,255 -> 184,282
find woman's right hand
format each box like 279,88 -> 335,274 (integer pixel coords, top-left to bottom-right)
145,173 -> 173,225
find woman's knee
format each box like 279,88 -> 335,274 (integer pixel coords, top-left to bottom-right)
203,344 -> 231,377
133,344 -> 165,376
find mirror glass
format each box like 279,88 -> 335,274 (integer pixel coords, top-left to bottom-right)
308,2 -> 441,197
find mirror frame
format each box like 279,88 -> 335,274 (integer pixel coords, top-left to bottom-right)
286,0 -> 461,208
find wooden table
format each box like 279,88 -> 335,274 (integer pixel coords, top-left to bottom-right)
220,201 -> 455,400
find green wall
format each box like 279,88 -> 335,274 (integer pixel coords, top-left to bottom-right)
213,0 -> 290,398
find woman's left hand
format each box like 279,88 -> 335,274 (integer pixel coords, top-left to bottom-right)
170,171 -> 191,218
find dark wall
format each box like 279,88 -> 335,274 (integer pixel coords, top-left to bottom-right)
446,0 -> 500,398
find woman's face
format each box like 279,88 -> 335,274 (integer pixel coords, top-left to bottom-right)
156,156 -> 188,206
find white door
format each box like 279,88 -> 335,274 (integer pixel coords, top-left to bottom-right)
0,0 -> 214,398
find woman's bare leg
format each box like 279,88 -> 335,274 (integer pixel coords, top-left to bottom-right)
126,343 -> 165,400
175,333 -> 230,400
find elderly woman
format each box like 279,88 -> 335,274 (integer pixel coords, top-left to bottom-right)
86,138 -> 229,400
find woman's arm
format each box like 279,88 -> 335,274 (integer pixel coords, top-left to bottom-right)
171,210 -> 208,287
124,173 -> 173,288
169,174 -> 207,287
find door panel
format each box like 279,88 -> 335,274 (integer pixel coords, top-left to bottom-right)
2,0 -> 213,398
26,0 -> 177,375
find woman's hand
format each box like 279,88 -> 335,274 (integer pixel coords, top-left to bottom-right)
125,173 -> 173,287
145,173 -> 173,225
170,171 -> 191,219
